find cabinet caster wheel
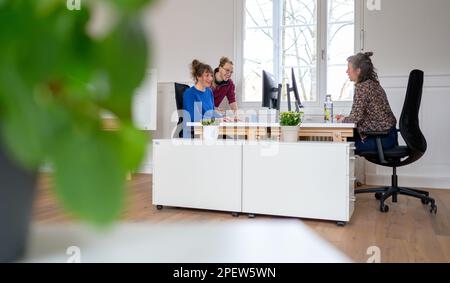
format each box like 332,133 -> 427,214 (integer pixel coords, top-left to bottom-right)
248,214 -> 255,219
375,192 -> 382,200
430,205 -> 437,214
421,199 -> 430,205
231,212 -> 239,217
380,204 -> 389,213
336,221 -> 346,227
156,205 -> 163,210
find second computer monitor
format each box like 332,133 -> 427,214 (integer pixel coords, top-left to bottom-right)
262,70 -> 282,111
286,68 -> 304,112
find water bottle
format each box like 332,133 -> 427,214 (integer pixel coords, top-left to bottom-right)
324,94 -> 334,123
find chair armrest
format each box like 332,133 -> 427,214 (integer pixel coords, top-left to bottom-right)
361,131 -> 390,164
362,130 -> 390,136
362,129 -> 399,164
375,137 -> 387,164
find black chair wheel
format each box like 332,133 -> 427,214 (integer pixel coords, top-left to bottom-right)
248,214 -> 256,219
380,204 -> 389,213
156,205 -> 163,210
232,212 -> 239,217
421,199 -> 430,205
375,192 -> 383,200
430,205 -> 437,214
336,221 -> 346,227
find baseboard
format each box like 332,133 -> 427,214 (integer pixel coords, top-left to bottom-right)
365,174 -> 450,190
40,164 -> 153,175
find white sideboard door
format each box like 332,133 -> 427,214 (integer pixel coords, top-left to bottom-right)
242,142 -> 353,222
153,140 -> 242,212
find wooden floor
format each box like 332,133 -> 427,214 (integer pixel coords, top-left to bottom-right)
33,174 -> 450,263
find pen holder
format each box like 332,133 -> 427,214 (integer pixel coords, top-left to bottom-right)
281,126 -> 300,143
203,126 -> 219,141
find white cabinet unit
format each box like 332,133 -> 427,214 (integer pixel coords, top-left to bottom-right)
152,140 -> 355,224
242,142 -> 354,222
152,140 -> 242,212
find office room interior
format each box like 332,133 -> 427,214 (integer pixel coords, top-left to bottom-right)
1,0 -> 450,265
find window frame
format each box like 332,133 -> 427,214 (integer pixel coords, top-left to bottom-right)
234,0 -> 364,115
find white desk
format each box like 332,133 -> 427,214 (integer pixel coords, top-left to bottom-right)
187,122 -> 355,142
153,140 -> 355,225
23,220 -> 351,263
187,122 -> 355,128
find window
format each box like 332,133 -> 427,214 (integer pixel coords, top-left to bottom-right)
327,0 -> 356,101
241,0 -> 359,105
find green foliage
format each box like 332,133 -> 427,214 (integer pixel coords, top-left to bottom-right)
0,0 -> 154,225
201,119 -> 217,126
279,111 -> 303,126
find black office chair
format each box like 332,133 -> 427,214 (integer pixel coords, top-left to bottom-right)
355,70 -> 437,214
174,83 -> 190,138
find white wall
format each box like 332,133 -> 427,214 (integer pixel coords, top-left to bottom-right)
144,0 -> 235,83
363,0 -> 450,75
363,0 -> 450,189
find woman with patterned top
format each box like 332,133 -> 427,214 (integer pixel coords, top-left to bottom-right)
336,52 -> 398,153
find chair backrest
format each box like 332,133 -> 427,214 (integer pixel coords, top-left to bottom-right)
174,83 -> 190,111
399,70 -> 427,158
174,83 -> 190,138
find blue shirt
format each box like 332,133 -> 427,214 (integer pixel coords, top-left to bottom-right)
183,86 -> 220,122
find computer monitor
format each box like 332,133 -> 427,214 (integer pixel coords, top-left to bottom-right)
286,68 -> 304,112
262,70 -> 282,110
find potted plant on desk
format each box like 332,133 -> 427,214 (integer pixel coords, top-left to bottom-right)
0,0 -> 153,262
280,111 -> 303,142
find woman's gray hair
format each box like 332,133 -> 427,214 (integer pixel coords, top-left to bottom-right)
347,52 -> 379,83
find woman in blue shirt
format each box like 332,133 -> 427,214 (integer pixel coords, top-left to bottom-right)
183,60 -> 222,128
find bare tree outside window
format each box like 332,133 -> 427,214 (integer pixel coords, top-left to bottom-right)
244,0 -> 274,102
243,0 -> 355,103
327,0 -> 355,101
281,0 -> 317,102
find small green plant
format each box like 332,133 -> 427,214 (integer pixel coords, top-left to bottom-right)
201,119 -> 217,126
280,111 -> 303,126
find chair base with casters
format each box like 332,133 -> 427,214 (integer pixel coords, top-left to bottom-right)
355,167 -> 437,214
354,131 -> 438,214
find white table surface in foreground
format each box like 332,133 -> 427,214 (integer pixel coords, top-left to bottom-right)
23,220 -> 351,263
